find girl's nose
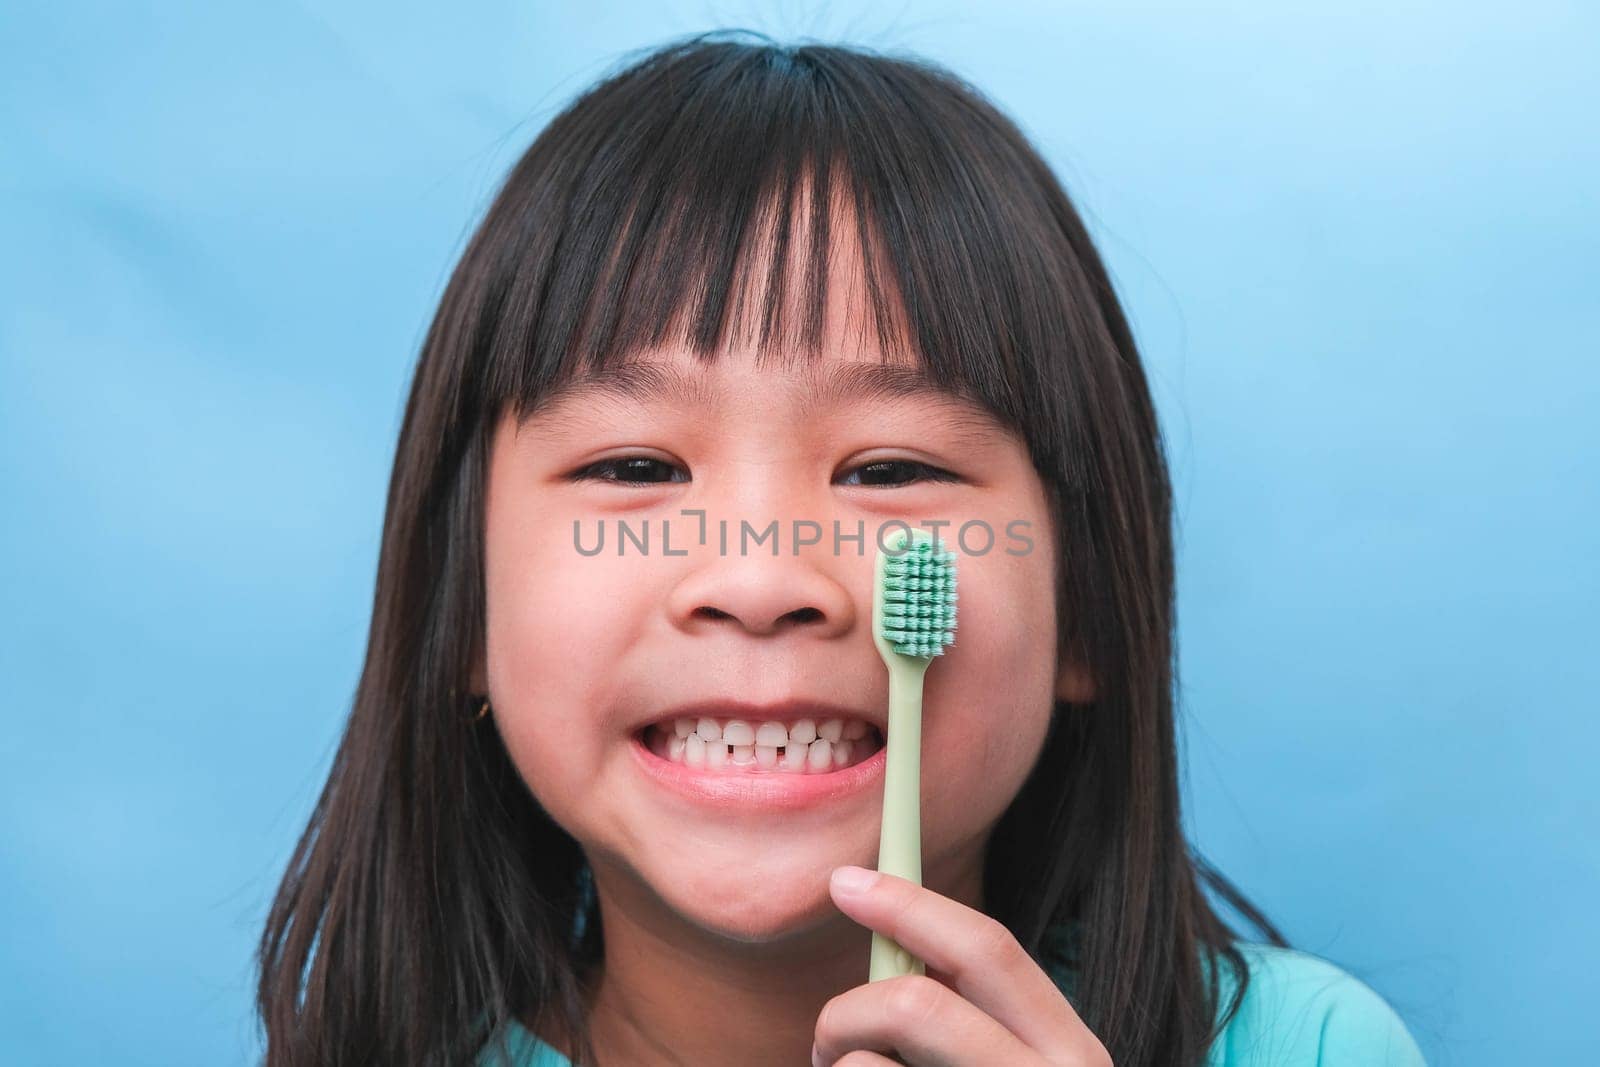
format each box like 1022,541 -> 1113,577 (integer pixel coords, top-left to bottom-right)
665,554 -> 857,639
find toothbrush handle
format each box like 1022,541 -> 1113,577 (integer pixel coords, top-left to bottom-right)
870,660 -> 926,981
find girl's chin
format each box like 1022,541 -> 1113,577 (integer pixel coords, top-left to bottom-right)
668,892 -> 858,945
640,862 -> 870,940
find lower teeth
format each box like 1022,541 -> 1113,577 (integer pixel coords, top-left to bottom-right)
643,725 -> 882,773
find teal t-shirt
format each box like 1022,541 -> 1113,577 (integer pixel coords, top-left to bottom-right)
475,940 -> 1427,1066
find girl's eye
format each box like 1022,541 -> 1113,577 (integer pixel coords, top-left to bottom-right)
569,456 -> 960,488
570,457 -> 687,485
836,459 -> 961,488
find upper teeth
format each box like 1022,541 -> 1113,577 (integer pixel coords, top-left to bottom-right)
662,717 -> 871,746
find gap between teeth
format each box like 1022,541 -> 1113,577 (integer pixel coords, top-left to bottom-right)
647,717 -> 880,773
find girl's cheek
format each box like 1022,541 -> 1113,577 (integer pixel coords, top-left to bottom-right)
931,537 -> 1058,790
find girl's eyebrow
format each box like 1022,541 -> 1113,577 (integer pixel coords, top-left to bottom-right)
526,359 -> 1009,445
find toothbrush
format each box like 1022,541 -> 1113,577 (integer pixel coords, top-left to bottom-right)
868,527 -> 958,982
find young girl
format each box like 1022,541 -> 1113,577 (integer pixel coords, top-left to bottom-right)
255,31 -> 1428,1067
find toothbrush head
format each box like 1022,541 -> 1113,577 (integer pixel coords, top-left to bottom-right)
872,528 -> 959,661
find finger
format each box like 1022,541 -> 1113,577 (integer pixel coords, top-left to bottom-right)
829,867 -> 1099,1063
813,973 -> 1037,1067
830,1053 -> 902,1067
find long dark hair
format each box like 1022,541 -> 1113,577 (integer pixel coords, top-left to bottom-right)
255,30 -> 1288,1066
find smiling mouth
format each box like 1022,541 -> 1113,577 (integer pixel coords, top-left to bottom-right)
636,718 -> 885,774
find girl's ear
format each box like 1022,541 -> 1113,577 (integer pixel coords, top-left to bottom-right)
1054,658 -> 1096,704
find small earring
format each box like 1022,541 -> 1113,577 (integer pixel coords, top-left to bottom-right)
472,696 -> 491,722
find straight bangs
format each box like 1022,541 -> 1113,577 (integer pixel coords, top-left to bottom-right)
466,36 -> 1099,494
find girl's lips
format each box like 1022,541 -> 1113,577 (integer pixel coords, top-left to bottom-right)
629,729 -> 888,813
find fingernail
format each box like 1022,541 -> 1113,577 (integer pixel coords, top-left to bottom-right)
811,1042 -> 823,1067
831,865 -> 878,896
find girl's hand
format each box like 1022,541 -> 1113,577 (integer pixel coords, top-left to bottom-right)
814,866 -> 1113,1067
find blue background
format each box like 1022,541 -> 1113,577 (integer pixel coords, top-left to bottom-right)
3,3 -> 1594,1064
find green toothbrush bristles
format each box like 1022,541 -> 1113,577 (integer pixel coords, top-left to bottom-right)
879,540 -> 958,658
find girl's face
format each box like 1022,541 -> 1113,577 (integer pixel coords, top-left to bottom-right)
477,333 -> 1092,946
